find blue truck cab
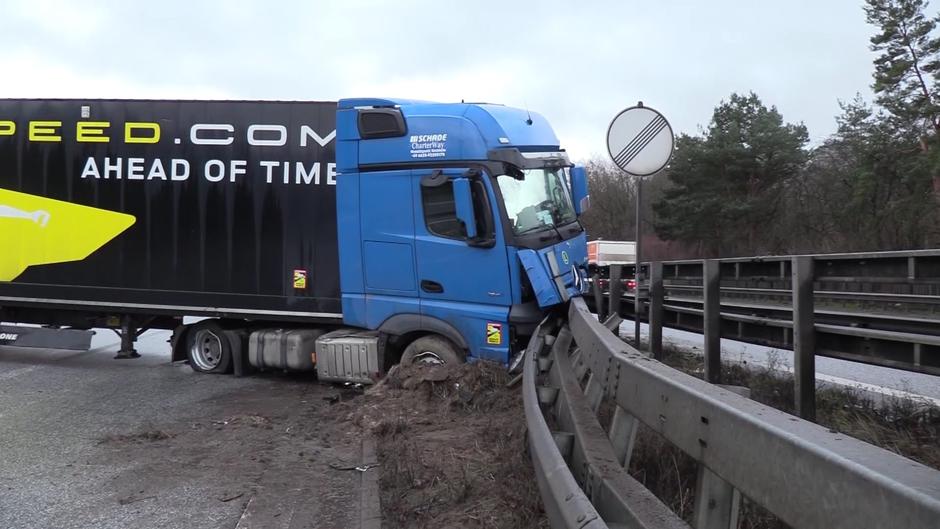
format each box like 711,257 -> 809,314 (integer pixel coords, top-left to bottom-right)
335,98 -> 590,365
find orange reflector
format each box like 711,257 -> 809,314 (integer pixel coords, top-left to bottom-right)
310,351 -> 317,365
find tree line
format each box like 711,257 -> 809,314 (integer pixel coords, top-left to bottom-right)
581,0 -> 940,258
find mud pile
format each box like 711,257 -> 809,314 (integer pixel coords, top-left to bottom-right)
350,361 -> 547,529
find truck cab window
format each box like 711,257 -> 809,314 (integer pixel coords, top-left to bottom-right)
421,178 -> 494,241
422,181 -> 466,239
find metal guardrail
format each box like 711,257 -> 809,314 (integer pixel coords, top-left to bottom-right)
588,249 -> 940,419
523,297 -> 940,529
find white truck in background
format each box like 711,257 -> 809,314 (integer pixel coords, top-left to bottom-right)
587,240 -> 636,267
586,240 -> 637,293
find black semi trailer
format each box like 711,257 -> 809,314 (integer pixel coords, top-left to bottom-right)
0,99 -> 344,364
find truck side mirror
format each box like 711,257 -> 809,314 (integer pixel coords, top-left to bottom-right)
453,177 -> 478,239
570,166 -> 590,215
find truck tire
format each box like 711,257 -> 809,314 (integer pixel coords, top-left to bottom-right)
400,335 -> 464,366
186,321 -> 233,374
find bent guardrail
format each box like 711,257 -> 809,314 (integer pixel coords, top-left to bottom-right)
523,297 -> 940,529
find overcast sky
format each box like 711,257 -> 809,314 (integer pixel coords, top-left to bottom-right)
0,0 -> 893,159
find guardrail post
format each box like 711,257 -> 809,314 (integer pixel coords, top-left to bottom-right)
649,261 -> 664,360
792,256 -> 816,421
608,264 -> 623,337
908,256 -> 918,295
584,372 -> 604,413
591,272 -> 607,322
608,405 -> 638,467
694,384 -> 749,529
693,466 -> 741,529
703,259 -> 721,384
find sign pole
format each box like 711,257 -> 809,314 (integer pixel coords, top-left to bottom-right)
605,102 -> 674,352
634,177 -> 642,348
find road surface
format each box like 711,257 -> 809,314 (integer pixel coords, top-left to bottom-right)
0,329 -> 363,529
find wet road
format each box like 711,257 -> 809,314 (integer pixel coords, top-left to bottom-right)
0,329 -> 362,529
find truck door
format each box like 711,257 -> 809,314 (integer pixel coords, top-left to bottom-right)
412,168 -> 512,361
359,169 -> 419,327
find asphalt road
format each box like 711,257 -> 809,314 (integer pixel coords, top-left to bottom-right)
620,322 -> 940,405
0,329 -> 363,529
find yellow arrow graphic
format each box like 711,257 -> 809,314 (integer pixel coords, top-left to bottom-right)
0,188 -> 136,281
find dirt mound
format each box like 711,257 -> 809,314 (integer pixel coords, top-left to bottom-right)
349,360 -> 547,529
367,361 -> 514,413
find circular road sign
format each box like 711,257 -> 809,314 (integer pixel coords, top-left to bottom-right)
606,105 -> 674,176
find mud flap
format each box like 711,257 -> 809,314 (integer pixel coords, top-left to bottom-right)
225,329 -> 250,377
170,325 -> 189,363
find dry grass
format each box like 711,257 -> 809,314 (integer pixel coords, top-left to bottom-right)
621,345 -> 940,529
626,428 -> 698,519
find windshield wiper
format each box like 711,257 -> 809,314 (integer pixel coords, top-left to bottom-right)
546,211 -> 565,242
516,224 -> 555,236
517,222 -> 565,244
544,204 -> 570,241
573,217 -> 585,233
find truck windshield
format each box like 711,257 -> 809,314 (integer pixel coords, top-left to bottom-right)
497,167 -> 578,235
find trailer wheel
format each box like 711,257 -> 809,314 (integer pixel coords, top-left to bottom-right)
400,335 -> 464,366
186,322 -> 233,374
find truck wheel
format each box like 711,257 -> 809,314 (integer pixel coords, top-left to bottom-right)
400,335 -> 464,366
186,322 -> 233,374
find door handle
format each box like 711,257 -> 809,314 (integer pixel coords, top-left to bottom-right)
421,280 -> 444,293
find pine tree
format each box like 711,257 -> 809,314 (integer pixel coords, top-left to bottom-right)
864,0 -> 940,143
652,93 -> 808,256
